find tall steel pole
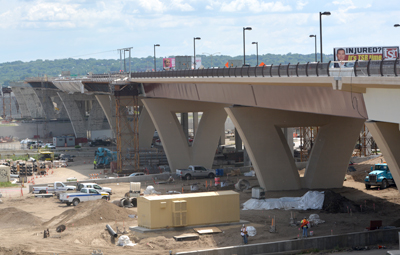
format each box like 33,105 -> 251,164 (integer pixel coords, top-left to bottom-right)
319,12 -> 331,63
243,27 -> 252,65
193,37 -> 201,69
309,35 -> 317,62
154,44 -> 160,71
252,42 -> 258,66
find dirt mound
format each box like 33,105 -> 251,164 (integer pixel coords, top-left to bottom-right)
45,200 -> 131,227
323,190 -> 360,213
0,207 -> 43,228
390,219 -> 400,227
348,156 -> 384,182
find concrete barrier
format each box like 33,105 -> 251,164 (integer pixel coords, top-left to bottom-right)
176,228 -> 400,255
28,173 -> 174,193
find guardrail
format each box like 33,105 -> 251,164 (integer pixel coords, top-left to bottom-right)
128,59 -> 400,78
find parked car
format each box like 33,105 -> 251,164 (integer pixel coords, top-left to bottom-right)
176,165 -> 216,180
129,172 -> 145,177
59,188 -> 110,206
60,154 -> 75,162
77,182 -> 112,195
32,181 -> 76,194
44,143 -> 56,149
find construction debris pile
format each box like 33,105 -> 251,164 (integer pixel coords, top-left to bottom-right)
322,190 -> 360,213
45,199 -> 130,228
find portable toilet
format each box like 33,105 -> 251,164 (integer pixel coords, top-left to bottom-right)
65,136 -> 75,147
53,137 -> 65,147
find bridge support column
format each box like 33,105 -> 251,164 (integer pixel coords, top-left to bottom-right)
365,121 -> 400,193
226,106 -> 364,191
138,106 -> 156,149
52,95 -> 69,119
11,87 -> 30,118
87,99 -> 106,132
19,87 -> 44,118
181,113 -> 189,142
96,95 -> 116,138
57,92 -> 88,138
302,117 -> 364,189
142,98 -> 228,171
226,107 -> 301,190
34,89 -> 57,120
193,112 -> 199,136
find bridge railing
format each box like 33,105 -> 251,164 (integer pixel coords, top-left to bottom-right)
129,59 -> 400,79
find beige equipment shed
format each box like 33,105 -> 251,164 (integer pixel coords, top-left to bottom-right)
137,190 -> 240,229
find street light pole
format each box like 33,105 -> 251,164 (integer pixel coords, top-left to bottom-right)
394,24 -> 400,27
252,42 -> 258,66
193,37 -> 201,69
309,35 -> 317,62
319,11 -> 331,63
202,52 -> 221,67
153,44 -> 160,71
243,27 -> 252,65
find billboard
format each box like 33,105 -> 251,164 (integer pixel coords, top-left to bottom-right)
163,58 -> 175,70
333,46 -> 399,61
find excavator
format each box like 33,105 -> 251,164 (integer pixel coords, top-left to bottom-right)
94,147 -> 117,169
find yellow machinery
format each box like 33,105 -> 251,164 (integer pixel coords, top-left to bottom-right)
137,190 -> 240,229
39,150 -> 54,162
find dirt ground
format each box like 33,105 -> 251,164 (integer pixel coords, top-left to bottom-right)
0,154 -> 400,255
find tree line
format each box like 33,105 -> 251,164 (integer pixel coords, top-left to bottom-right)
0,53 -> 333,86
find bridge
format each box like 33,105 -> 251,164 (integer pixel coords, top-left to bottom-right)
11,59 -> 400,192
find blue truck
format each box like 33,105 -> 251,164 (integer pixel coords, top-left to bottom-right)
364,163 -> 395,189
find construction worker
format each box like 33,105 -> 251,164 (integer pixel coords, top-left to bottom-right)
301,217 -> 309,238
240,224 -> 248,244
93,160 -> 97,169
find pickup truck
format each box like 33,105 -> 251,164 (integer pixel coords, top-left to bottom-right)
32,181 -> 76,194
59,188 -> 110,206
176,165 -> 216,180
77,183 -> 112,195
365,163 -> 395,189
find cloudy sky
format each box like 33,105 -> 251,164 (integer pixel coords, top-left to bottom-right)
1,0 -> 399,62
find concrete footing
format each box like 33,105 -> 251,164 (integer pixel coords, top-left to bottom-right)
176,228 -> 400,255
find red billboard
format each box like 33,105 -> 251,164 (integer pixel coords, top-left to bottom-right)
333,46 -> 399,61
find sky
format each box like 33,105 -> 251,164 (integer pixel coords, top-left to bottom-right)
1,0 -> 400,62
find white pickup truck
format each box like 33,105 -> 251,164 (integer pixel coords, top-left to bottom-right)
176,165 -> 216,180
32,181 -> 76,194
59,188 -> 110,206
77,183 -> 112,195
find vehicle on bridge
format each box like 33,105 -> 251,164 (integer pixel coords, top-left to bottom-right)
364,163 -> 395,189
176,165 -> 216,180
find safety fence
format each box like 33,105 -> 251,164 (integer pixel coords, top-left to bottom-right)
125,59 -> 400,78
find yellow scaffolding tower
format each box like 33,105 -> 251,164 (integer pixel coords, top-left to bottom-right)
114,84 -> 139,172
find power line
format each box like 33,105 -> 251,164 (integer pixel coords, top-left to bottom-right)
69,50 -> 118,58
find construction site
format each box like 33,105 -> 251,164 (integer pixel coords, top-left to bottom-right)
0,70 -> 400,255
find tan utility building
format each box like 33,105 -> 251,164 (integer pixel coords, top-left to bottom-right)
137,190 -> 240,229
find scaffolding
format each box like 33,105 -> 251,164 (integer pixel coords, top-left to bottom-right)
114,84 -> 140,172
298,126 -> 319,162
356,124 -> 378,157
